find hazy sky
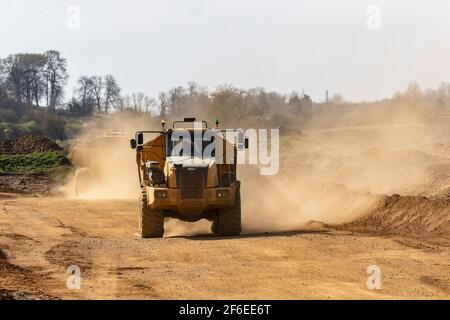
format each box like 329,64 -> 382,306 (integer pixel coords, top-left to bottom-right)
1,0 -> 449,102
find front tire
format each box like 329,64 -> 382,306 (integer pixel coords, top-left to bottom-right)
139,187 -> 164,238
211,181 -> 242,236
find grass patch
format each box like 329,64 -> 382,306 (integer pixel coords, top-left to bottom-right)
0,152 -> 66,174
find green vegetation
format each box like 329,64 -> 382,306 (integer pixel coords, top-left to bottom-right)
0,152 -> 66,174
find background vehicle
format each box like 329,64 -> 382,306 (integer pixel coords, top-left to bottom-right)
71,131 -> 131,196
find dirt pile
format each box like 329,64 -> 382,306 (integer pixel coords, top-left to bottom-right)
341,194 -> 450,240
0,135 -> 63,155
0,135 -> 71,195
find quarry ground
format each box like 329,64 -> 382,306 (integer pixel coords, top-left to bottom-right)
0,194 -> 449,300
1,123 -> 450,300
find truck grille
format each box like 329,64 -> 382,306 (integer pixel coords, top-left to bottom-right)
178,166 -> 207,199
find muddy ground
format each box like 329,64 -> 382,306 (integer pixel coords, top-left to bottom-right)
0,194 -> 449,300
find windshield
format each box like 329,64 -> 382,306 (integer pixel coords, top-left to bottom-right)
166,130 -> 216,158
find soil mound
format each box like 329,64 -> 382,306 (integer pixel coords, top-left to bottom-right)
342,194 -> 450,239
0,135 -> 63,155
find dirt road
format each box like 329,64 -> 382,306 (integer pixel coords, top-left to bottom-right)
1,193 -> 449,300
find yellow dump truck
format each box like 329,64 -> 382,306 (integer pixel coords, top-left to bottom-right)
130,118 -> 248,238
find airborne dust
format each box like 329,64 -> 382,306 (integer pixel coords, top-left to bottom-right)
62,106 -> 450,236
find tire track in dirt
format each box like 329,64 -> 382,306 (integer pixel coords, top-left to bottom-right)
55,219 -> 87,237
45,240 -> 93,275
1,195 -> 450,299
420,275 -> 450,294
0,248 -> 58,300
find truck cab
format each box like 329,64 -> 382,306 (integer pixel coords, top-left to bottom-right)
130,118 -> 247,238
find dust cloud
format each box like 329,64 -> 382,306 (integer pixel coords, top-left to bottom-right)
241,169 -> 381,233
61,107 -> 450,236
239,105 -> 450,233
62,113 -> 159,199
164,219 -> 212,238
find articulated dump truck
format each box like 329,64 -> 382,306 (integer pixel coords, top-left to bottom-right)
130,118 -> 248,238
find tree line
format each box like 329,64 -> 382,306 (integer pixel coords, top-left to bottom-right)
1,50 -> 450,140
0,50 -> 317,122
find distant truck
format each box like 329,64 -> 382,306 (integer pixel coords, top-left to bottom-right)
71,131 -> 131,196
130,118 -> 248,238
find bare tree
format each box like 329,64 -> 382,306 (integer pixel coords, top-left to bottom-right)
187,81 -> 198,97
132,92 -> 145,112
0,53 -> 57,108
168,86 -> 185,116
118,94 -> 132,111
1,54 -> 32,104
75,76 -> 96,115
103,75 -> 121,113
144,95 -> 155,114
1,55 -> 24,103
211,85 -> 249,126
44,50 -> 68,110
158,92 -> 168,118
15,54 -> 46,106
404,82 -> 422,101
90,76 -> 103,113
28,54 -> 47,107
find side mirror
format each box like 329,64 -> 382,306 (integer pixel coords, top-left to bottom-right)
244,138 -> 249,149
137,133 -> 144,145
130,139 -> 136,149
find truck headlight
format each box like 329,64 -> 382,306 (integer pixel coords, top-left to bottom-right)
216,190 -> 229,198
154,190 -> 168,199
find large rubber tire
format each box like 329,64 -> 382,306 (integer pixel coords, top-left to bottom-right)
139,187 -> 164,238
211,181 -> 242,236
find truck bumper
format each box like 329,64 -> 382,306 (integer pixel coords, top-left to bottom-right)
145,183 -> 237,215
